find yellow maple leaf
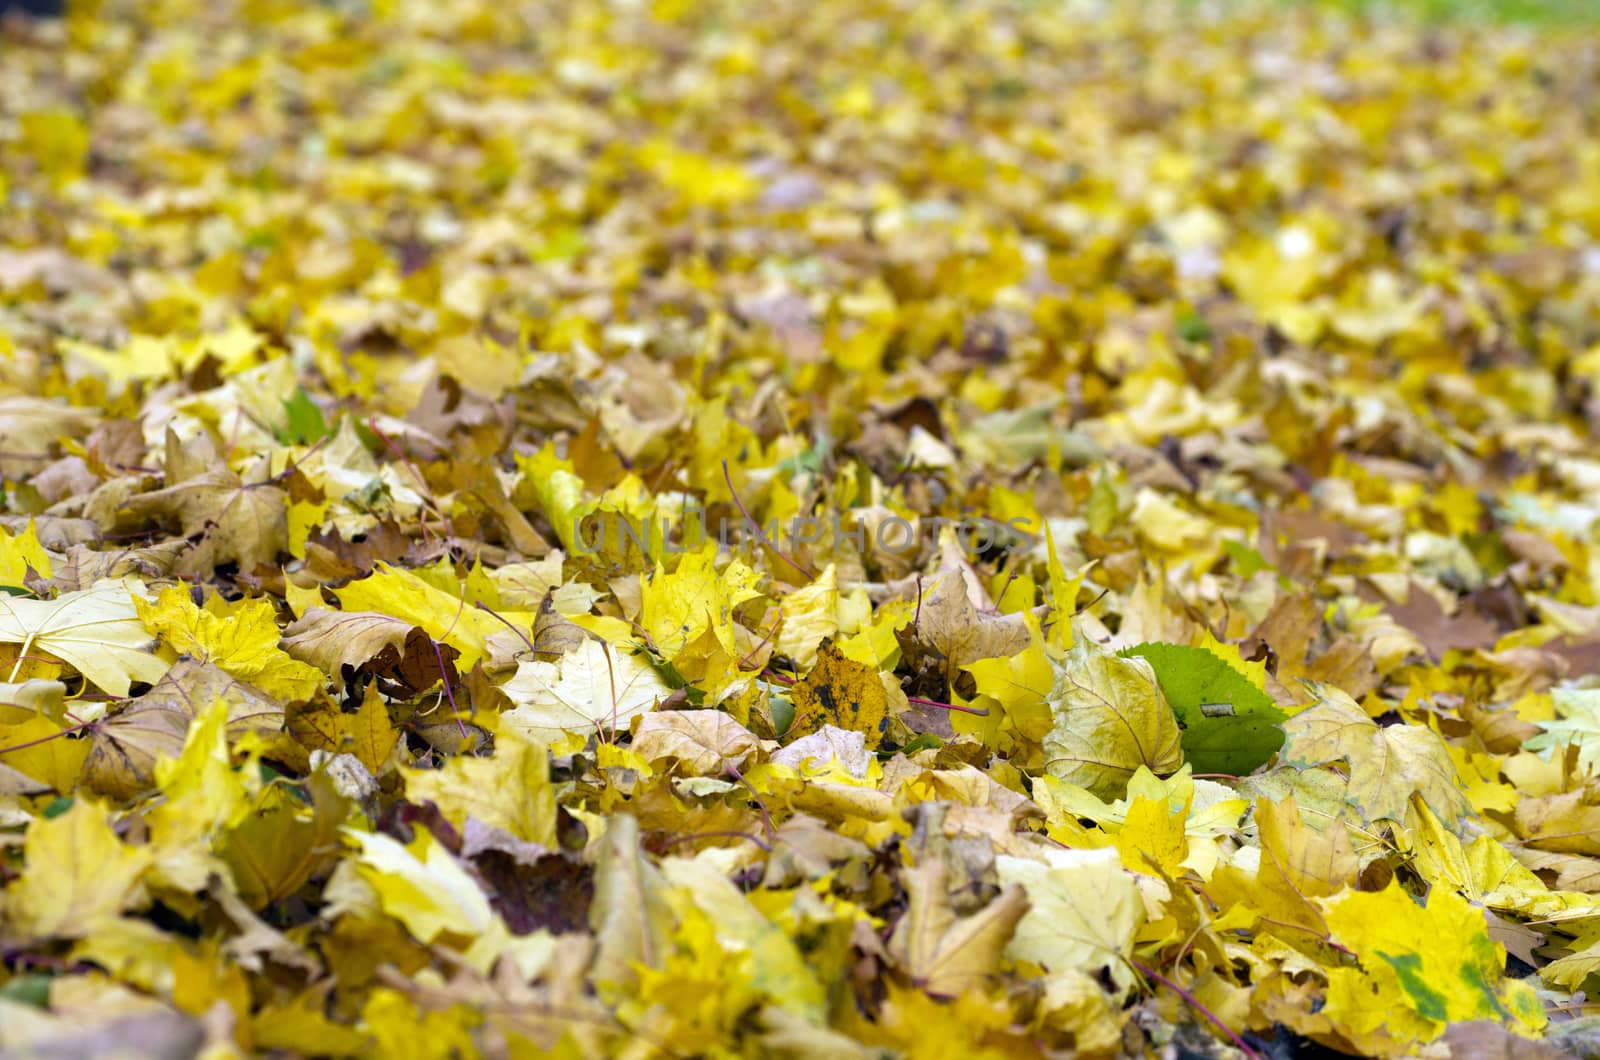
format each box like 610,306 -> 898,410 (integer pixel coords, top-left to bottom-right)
639,546 -> 763,661
137,584 -> 323,702
0,520 -> 52,586
1319,881 -> 1545,1050
0,580 -> 169,696
347,827 -> 494,945
401,724 -> 557,846
3,798 -> 152,941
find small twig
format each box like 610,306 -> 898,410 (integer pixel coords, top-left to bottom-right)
1250,915 -> 1355,956
265,432 -> 331,484
1073,586 -> 1110,616
737,606 -> 782,670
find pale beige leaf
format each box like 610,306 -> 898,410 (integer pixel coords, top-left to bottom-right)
1280,683 -> 1471,830
501,638 -> 670,743
996,848 -> 1143,996
631,710 -> 759,776
0,580 -> 168,696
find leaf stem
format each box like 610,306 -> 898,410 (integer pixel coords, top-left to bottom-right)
1129,958 -> 1261,1060
474,600 -> 536,654
0,717 -> 96,755
721,460 -> 814,580
725,762 -> 775,844
428,638 -> 468,738
904,693 -> 990,717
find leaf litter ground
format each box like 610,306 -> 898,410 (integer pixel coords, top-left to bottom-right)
3,0 -> 1600,1056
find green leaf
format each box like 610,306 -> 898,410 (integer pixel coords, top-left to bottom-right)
898,732 -> 943,756
0,973 -> 51,1008
1222,539 -> 1272,579
1120,642 -> 1286,775
279,387 -> 332,445
1176,310 -> 1212,343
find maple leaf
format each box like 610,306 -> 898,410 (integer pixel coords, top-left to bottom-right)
896,568 -> 1033,676
786,639 -> 893,749
1382,579 -> 1501,661
500,638 -> 671,744
0,580 -> 168,696
136,584 -> 323,703
630,709 -> 761,776
1523,687 -> 1600,777
2,798 -> 152,942
889,855 -> 1029,997
334,563 -> 515,672
83,658 -> 284,798
402,725 -> 557,846
288,685 -> 398,775
1318,882 -> 1545,1050
281,607 -> 458,695
121,468 -> 289,576
994,848 -> 1144,996
0,396 -> 97,478
638,547 -> 763,662
347,827 -> 495,945
0,520 -> 53,586
1279,684 -> 1471,831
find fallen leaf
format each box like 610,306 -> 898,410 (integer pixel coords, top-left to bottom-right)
121,468 -> 289,576
2,798 -> 153,942
1122,641 -> 1286,774
889,854 -> 1029,997
84,659 -> 284,798
1041,635 -> 1183,798
0,580 -> 168,696
631,709 -> 760,776
501,638 -> 670,744
786,639 -> 893,749
402,726 -> 557,846
1318,882 -> 1545,1051
995,848 -> 1144,996
1280,684 -> 1471,831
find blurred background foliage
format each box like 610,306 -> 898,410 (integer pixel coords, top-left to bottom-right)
1282,0 -> 1597,24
